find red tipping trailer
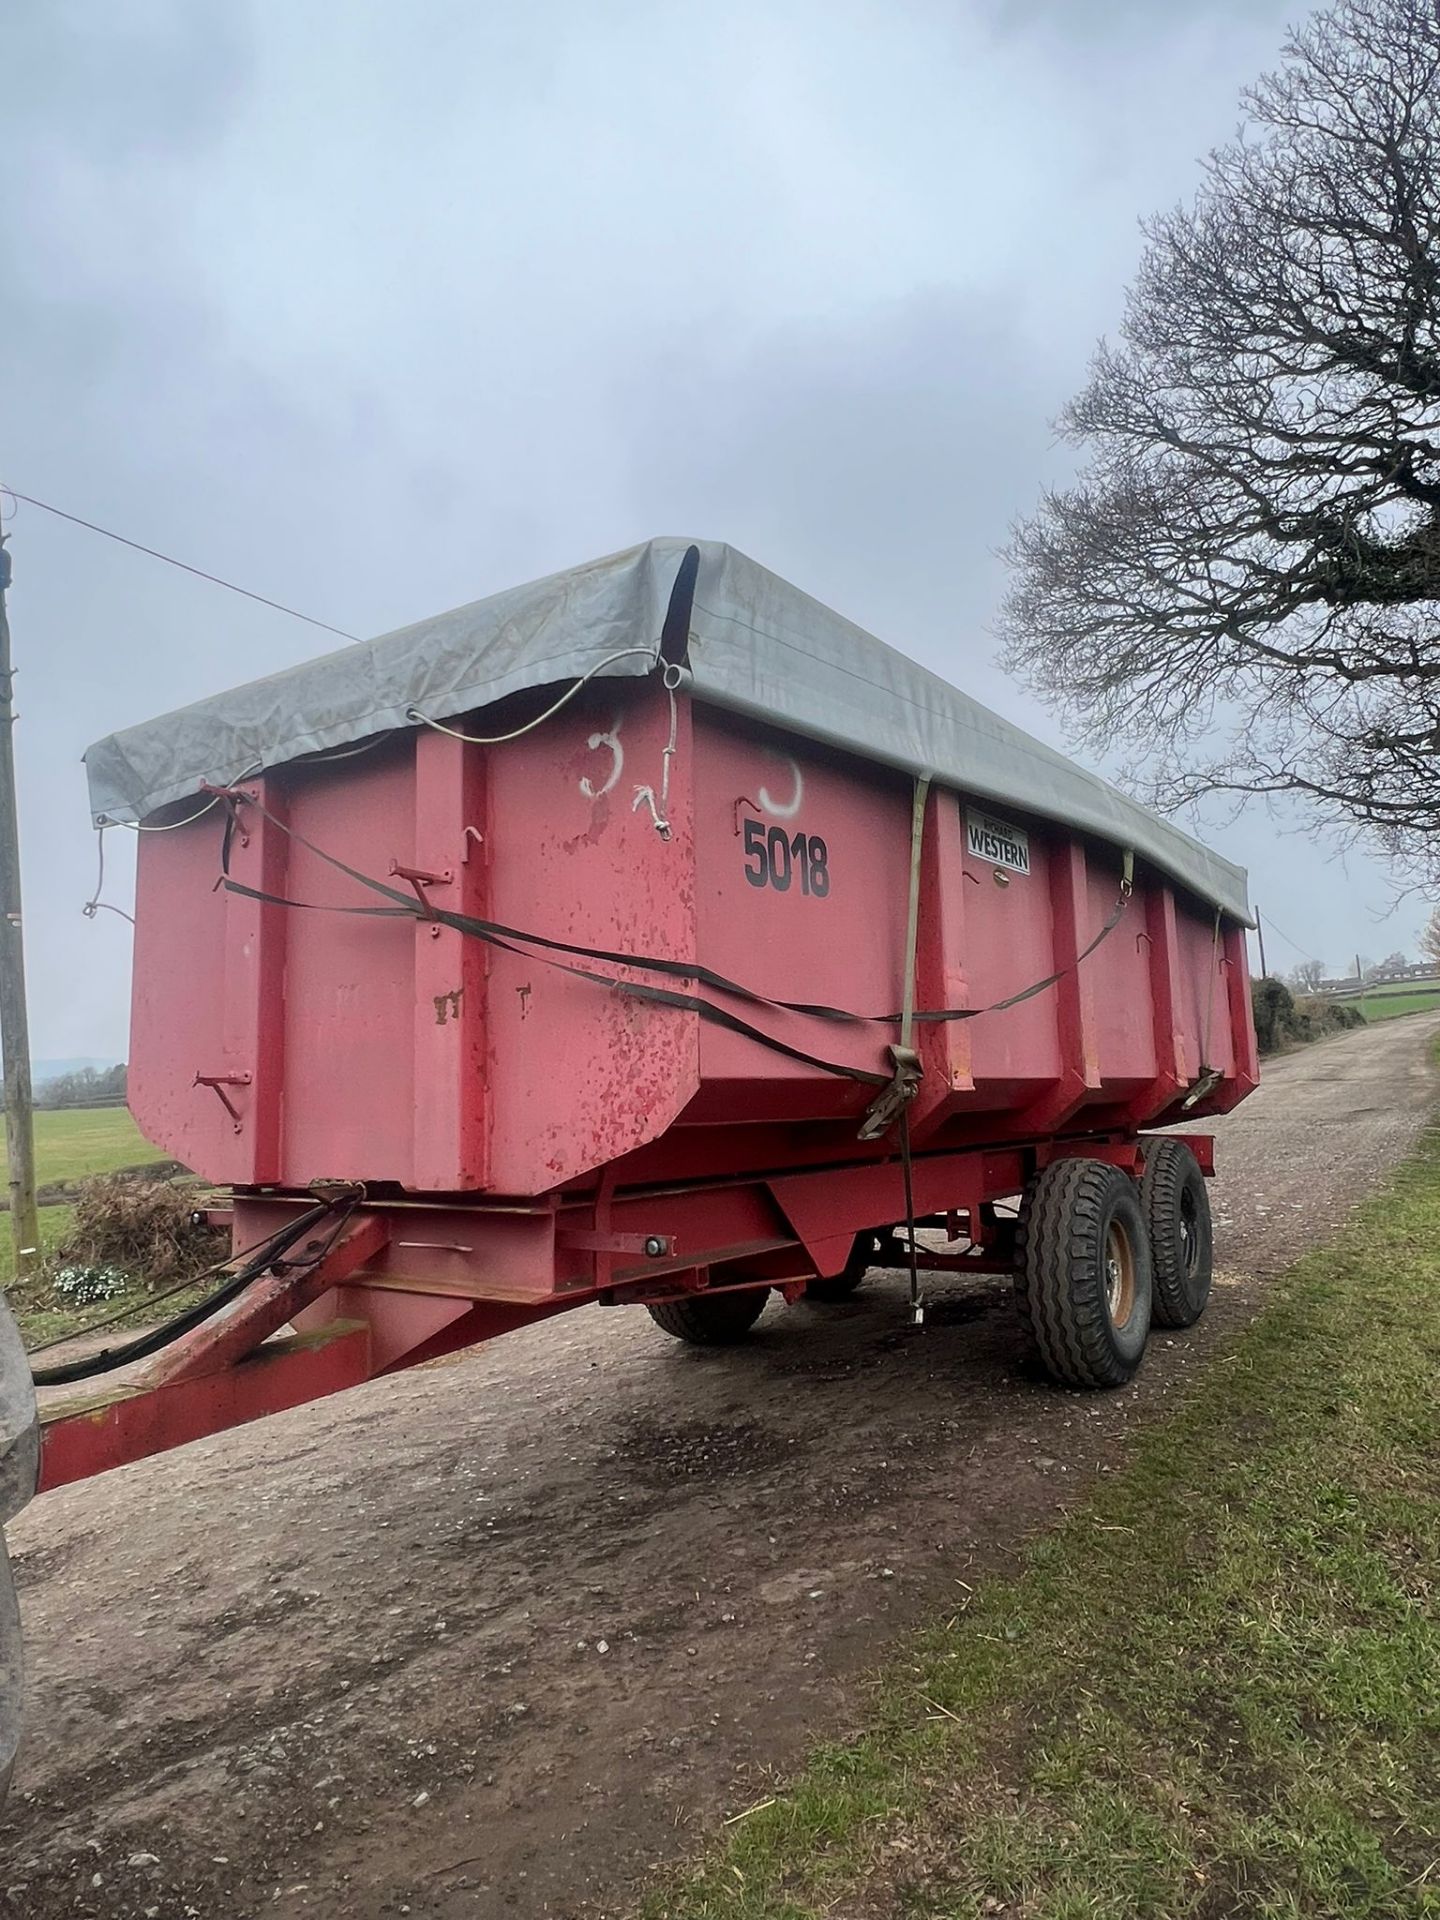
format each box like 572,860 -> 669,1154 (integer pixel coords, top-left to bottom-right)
0,540 -> 1256,1774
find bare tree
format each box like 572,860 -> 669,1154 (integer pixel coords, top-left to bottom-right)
32,1063 -> 127,1110
1288,957 -> 1328,992
1001,0 -> 1440,883
1364,947 -> 1410,978
1421,905 -> 1440,961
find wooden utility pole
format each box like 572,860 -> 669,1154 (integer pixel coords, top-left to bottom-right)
0,532 -> 40,1280
1254,905 -> 1268,980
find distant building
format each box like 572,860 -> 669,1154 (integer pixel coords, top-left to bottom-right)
1317,962 -> 1440,995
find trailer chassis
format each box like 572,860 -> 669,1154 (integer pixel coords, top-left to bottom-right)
31,1128 -> 1213,1493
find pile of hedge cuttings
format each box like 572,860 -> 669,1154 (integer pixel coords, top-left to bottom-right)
1251,976 -> 1365,1055
58,1173 -> 225,1285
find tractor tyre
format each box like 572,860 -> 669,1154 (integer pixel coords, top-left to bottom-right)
805,1230 -> 891,1302
1015,1159 -> 1152,1389
647,1288 -> 770,1345
1140,1139 -> 1213,1329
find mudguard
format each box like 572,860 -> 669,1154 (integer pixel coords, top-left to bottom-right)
0,1292 -> 38,1800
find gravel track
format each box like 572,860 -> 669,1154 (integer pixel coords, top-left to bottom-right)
3,1013 -> 1436,1920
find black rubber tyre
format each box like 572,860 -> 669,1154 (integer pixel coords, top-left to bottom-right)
805,1230 -> 889,1302
647,1288 -> 769,1345
1140,1139 -> 1213,1329
1015,1159 -> 1153,1389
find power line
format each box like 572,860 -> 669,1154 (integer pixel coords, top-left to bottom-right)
0,486 -> 360,644
1259,910 -> 1323,968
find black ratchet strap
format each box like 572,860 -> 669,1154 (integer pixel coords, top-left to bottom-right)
218,804 -> 887,1087
213,795 -> 1134,1079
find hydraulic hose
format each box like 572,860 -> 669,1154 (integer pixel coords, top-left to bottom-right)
28,1200 -> 346,1389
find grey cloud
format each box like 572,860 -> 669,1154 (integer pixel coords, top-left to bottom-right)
613,288 -> 1053,673
978,0 -> 1291,41
1,0 -> 1420,1060
8,3 -> 249,159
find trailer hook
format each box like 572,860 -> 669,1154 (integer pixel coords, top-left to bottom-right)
193,1069 -> 251,1132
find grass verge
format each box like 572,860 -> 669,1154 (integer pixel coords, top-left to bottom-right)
7,1274 -> 213,1353
645,1129 -> 1440,1920
0,1202 -> 123,1347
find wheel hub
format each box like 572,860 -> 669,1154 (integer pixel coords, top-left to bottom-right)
1179,1192 -> 1199,1274
1104,1221 -> 1136,1326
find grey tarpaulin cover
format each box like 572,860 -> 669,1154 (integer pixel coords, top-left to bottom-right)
85,537 -> 1250,921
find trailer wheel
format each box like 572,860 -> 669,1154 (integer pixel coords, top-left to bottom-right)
1015,1159 -> 1152,1388
647,1287 -> 770,1345
805,1230 -> 890,1302
1140,1140 -> 1212,1329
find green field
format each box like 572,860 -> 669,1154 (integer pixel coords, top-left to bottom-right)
1356,982 -> 1440,1021
0,1106 -> 165,1187
647,1121 -> 1440,1918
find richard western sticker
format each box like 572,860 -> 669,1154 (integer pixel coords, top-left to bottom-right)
966,809 -> 1030,876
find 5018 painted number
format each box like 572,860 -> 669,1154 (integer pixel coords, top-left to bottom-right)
743,820 -> 830,897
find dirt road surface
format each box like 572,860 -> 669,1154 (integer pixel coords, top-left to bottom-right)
4,1015 -> 1436,1919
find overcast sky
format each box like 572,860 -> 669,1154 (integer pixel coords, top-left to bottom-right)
3,0 -> 1415,1063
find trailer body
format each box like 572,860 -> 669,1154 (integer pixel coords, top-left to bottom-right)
31,539 -> 1255,1490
